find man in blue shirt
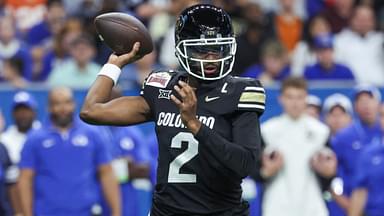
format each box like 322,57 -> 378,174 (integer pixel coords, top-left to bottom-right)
331,85 -> 382,214
101,124 -> 152,216
0,142 -> 11,215
303,34 -> 355,81
99,88 -> 152,216
18,87 -> 121,216
348,103 -> 384,216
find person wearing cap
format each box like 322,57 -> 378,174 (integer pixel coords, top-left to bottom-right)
0,91 -> 40,216
303,34 -> 354,81
322,93 -> 353,216
323,93 -> 353,136
18,87 -> 121,216
348,103 -> 384,216
331,85 -> 382,214
98,88 -> 152,216
306,94 -> 322,119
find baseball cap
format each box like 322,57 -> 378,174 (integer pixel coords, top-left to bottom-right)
323,93 -> 353,115
12,91 -> 37,110
313,34 -> 333,49
307,94 -> 322,107
353,84 -> 381,102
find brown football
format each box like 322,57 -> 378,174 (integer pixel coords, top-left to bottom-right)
94,12 -> 153,56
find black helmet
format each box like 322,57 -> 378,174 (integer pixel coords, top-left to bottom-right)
175,4 -> 237,80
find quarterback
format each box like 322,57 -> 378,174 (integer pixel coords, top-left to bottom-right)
81,4 -> 265,216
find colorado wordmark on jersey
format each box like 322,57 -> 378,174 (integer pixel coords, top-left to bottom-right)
141,70 -> 265,215
157,112 -> 215,129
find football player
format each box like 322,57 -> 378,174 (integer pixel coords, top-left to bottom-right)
81,4 -> 265,216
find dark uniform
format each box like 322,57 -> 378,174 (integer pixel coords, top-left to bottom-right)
141,70 -> 265,216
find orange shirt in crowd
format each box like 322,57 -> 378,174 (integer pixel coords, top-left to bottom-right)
275,15 -> 303,52
5,0 -> 47,31
6,0 -> 46,8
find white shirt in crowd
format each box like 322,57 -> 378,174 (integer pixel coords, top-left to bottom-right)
290,41 -> 317,77
0,121 -> 41,183
334,29 -> 384,86
261,114 -> 330,216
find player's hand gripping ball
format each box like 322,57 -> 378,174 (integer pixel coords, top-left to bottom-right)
94,12 -> 153,57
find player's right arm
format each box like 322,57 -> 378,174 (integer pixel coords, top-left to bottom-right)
80,43 -> 152,126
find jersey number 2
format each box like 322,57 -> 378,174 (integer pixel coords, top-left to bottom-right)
168,132 -> 198,183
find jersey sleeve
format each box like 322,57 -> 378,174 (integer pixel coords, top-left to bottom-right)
352,151 -> 370,189
195,111 -> 262,178
236,79 -> 266,115
19,133 -> 38,170
91,128 -> 113,167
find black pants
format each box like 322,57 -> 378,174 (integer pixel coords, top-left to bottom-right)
149,200 -> 249,216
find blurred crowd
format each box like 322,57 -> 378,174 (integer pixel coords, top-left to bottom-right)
0,0 -> 383,89
0,0 -> 384,216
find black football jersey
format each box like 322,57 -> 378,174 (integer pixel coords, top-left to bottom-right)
140,70 -> 265,215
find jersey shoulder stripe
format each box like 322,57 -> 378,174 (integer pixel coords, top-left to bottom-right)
231,77 -> 266,113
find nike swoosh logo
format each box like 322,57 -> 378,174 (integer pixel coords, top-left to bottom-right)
205,96 -> 220,102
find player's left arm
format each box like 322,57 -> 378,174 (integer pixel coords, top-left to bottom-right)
172,81 -> 263,177
98,164 -> 121,216
348,188 -> 367,216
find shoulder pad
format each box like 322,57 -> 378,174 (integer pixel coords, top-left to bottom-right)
230,77 -> 266,114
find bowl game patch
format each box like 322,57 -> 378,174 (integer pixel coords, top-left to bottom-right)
146,72 -> 172,88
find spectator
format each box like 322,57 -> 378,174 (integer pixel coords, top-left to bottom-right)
18,87 -> 121,216
291,15 -> 332,76
2,58 -> 28,88
241,39 -> 291,86
5,0 -> 46,32
0,142 -> 11,216
258,77 -> 336,216
320,0 -> 355,33
303,34 -> 355,81
158,0 -> 201,69
266,0 -> 303,52
323,93 -> 353,136
334,5 -> 384,86
26,0 -> 66,80
0,109 -> 4,133
26,0 -> 66,47
0,91 -> 40,216
318,94 -> 348,216
119,50 -> 160,92
0,16 -> 33,83
255,0 -> 307,19
305,0 -> 326,19
102,123 -> 151,216
232,2 -> 267,76
306,94 -> 322,119
37,18 -> 82,81
100,88 -> 152,216
331,84 -> 382,214
348,103 -> 384,216
48,34 -> 101,88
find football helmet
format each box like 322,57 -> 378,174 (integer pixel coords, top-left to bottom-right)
175,4 -> 237,80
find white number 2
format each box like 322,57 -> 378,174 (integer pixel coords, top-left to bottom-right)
168,132 -> 199,183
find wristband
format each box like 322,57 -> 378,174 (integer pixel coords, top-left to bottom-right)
98,63 -> 121,85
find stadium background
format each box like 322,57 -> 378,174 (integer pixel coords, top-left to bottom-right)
0,0 -> 383,216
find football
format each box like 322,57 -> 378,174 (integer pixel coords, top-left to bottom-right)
94,12 -> 153,56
